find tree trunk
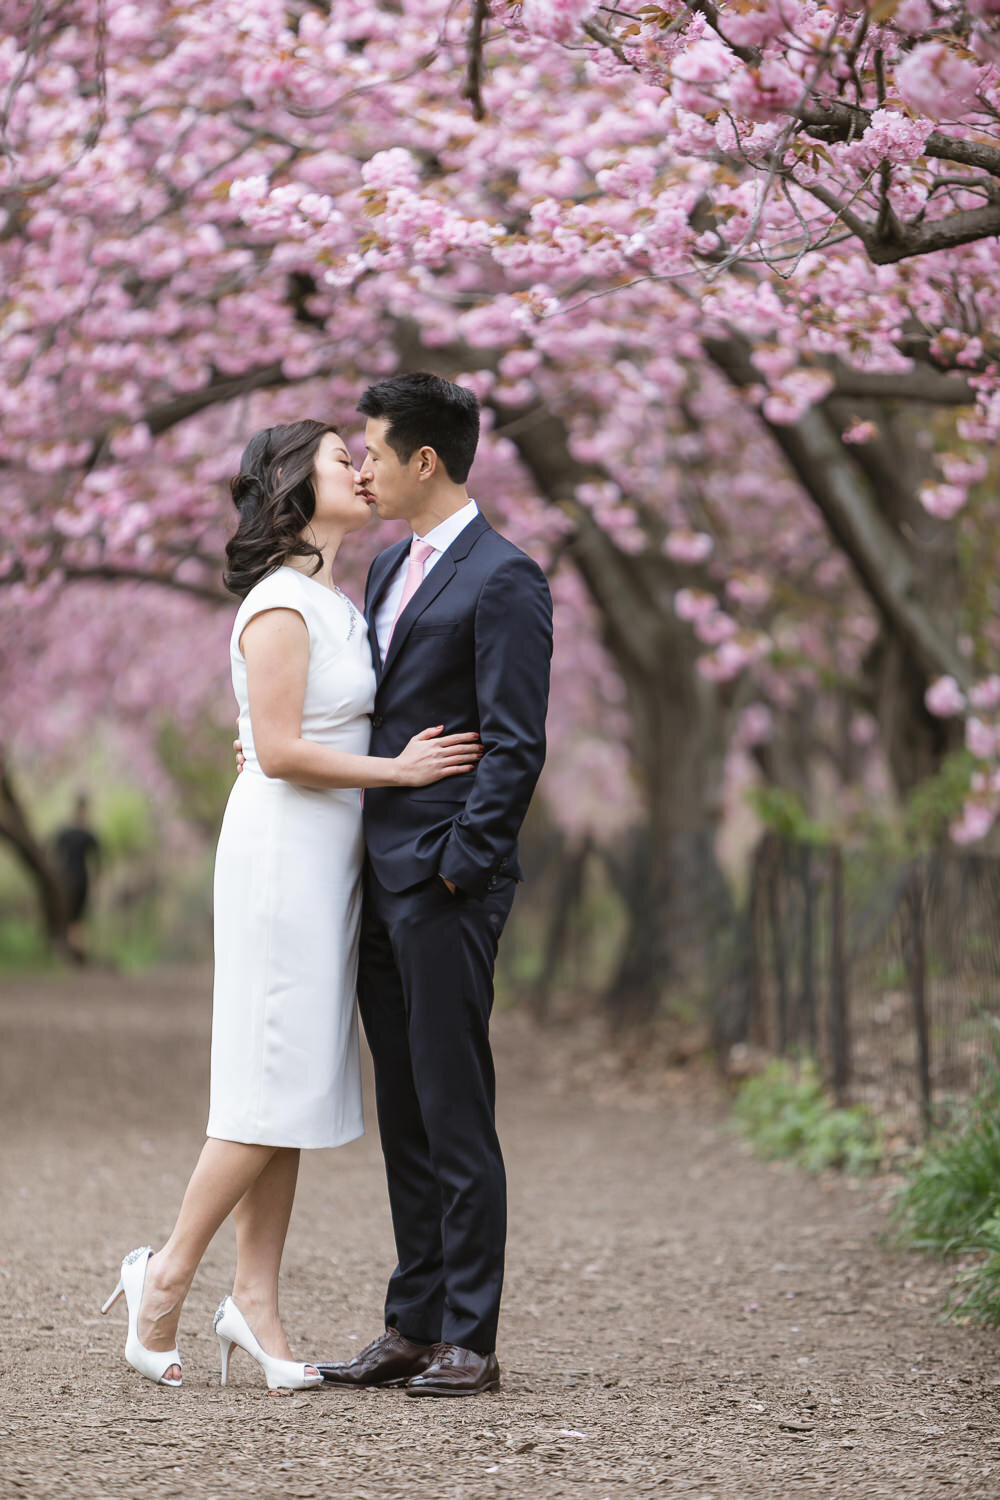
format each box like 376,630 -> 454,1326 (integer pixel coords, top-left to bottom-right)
830,397 -> 964,792
480,396 -> 736,1023
529,833 -> 591,1021
0,750 -> 75,960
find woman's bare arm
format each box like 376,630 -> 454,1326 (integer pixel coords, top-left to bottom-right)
241,609 -> 479,789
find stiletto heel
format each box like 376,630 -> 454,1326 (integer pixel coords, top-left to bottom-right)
101,1279 -> 124,1316
213,1297 -> 322,1393
102,1247 -> 182,1388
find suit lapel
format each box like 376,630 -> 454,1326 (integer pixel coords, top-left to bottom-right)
380,555 -> 456,682
365,537 -> 410,684
378,512 -> 491,688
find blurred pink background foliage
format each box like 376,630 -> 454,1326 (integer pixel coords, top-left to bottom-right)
1,0 -> 998,845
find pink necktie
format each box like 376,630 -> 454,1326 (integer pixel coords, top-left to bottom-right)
386,538 -> 435,650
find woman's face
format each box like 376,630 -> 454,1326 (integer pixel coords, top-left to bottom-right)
311,431 -> 372,533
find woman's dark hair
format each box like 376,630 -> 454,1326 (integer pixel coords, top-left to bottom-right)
357,372 -> 479,484
223,420 -> 336,599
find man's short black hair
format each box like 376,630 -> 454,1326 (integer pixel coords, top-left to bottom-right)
357,372 -> 480,484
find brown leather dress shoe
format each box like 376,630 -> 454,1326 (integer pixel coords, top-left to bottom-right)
316,1328 -> 435,1387
405,1344 -> 500,1397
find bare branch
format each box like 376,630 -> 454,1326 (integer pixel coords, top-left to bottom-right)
462,0 -> 490,121
581,18 -> 635,66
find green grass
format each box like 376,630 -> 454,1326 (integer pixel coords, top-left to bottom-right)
894,1052 -> 1000,1255
734,1058 -> 883,1175
946,1212 -> 1000,1325
0,915 -> 60,974
894,1049 -> 1000,1326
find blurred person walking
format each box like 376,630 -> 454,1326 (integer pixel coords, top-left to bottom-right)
102,419 -> 481,1393
54,792 -> 100,964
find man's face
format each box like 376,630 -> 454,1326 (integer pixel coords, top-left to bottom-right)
359,417 -> 422,523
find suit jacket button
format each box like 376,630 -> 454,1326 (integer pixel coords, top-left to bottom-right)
487,875 -> 498,891
371,713 -> 384,729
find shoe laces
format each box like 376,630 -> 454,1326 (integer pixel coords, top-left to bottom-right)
359,1331 -> 395,1360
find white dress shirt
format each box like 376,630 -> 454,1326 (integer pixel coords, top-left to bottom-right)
374,499 -> 480,661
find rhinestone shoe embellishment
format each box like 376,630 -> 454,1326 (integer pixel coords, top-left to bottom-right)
123,1246 -> 151,1267
213,1299 -> 228,1331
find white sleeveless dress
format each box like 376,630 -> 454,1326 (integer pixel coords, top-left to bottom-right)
207,566 -> 376,1149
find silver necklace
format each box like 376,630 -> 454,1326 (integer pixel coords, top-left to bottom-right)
332,582 -> 360,639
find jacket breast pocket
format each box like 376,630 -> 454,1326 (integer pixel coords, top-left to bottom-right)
408,621 -> 462,638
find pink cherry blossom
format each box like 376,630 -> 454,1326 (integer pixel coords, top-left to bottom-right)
966,717 -> 997,759
970,676 -> 1000,711
951,801 -> 997,845
896,42 -> 987,120
729,59 -> 803,123
894,0 -> 934,33
697,636 -> 766,682
919,483 -> 968,520
664,530 -> 714,564
925,676 -> 967,718
695,610 -> 739,645
735,703 -> 774,748
520,0 -> 597,44
675,589 -> 720,623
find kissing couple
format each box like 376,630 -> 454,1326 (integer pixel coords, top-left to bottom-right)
102,373 -> 553,1397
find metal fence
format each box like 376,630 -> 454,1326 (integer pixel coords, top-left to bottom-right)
736,836 -> 1000,1135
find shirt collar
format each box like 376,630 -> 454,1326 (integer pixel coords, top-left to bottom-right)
415,498 -> 479,555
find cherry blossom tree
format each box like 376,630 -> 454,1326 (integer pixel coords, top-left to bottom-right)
2,0 -> 998,996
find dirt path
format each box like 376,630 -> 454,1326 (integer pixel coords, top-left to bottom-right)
1,968 -> 998,1499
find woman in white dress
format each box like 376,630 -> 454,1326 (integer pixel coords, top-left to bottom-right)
102,420 -> 482,1391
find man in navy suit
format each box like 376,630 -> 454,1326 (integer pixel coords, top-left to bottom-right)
318,373 -> 552,1397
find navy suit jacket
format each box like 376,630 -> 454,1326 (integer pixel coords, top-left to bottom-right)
362,512 -> 553,899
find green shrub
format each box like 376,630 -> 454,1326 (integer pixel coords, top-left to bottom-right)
734,1059 -> 883,1174
946,1211 -> 1000,1326
894,1050 -> 1000,1324
746,787 -> 827,844
903,749 -> 977,850
894,1052 -> 1000,1256
98,784 -> 154,859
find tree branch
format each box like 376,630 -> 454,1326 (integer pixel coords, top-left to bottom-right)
64,564 -> 228,603
827,363 -> 976,406
5,558 -> 228,603
65,360 -> 299,472
462,0 -> 490,121
705,332 -> 969,687
798,176 -> 1000,262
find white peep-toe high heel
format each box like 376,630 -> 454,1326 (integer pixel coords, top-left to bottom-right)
101,1246 -> 182,1387
214,1296 -> 323,1393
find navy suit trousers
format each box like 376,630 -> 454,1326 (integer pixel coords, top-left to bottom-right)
357,861 -> 517,1355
